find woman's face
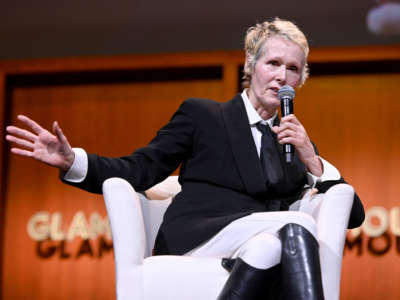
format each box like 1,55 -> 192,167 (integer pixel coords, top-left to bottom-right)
247,36 -> 305,113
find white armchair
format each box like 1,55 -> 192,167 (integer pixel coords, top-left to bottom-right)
102,176 -> 354,300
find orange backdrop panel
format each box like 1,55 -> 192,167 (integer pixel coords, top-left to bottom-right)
297,73 -> 400,300
2,78 -> 224,300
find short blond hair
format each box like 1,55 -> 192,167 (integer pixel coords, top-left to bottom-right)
243,18 -> 309,88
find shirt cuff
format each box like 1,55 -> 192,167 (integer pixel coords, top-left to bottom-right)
63,148 -> 88,183
306,156 -> 341,187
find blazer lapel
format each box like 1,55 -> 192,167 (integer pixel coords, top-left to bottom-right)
221,94 -> 266,196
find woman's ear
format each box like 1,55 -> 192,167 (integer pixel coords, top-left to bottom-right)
244,52 -> 253,75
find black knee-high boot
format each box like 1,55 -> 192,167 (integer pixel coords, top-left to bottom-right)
217,258 -> 280,300
279,223 -> 325,300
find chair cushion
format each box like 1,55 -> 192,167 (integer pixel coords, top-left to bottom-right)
143,256 -> 228,300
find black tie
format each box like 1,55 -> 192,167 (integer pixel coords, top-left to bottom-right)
255,122 -> 283,186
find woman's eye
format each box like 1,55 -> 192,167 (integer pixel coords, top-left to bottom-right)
268,60 -> 279,66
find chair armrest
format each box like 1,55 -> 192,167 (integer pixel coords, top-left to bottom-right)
291,184 -> 355,300
103,178 -> 147,300
292,184 -> 354,224
102,177 -> 147,264
315,184 -> 355,251
290,183 -> 355,253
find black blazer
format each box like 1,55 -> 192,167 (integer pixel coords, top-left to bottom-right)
64,94 -> 365,255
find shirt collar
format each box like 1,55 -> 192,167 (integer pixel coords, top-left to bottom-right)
241,89 -> 277,128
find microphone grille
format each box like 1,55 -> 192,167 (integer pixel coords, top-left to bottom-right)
278,85 -> 295,100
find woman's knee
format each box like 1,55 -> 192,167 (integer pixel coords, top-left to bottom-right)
236,233 -> 281,269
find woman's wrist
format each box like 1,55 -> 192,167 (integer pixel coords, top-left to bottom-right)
304,155 -> 323,177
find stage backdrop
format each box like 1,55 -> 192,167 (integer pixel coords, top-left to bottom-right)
0,46 -> 399,300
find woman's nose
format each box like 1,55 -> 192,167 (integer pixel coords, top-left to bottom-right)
275,65 -> 287,84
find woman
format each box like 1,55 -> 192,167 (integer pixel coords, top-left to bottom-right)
6,18 -> 364,300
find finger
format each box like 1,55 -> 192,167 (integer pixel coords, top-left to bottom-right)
10,147 -> 34,158
277,129 -> 297,141
6,126 -> 37,142
278,136 -> 297,145
53,121 -> 69,145
281,114 -> 301,125
17,115 -> 45,134
273,123 -> 299,135
276,122 -> 298,132
6,135 -> 35,149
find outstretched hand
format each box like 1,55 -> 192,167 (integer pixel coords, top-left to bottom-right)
272,114 -> 323,176
6,115 -> 75,171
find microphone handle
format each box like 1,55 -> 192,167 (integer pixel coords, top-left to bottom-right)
281,97 -> 293,163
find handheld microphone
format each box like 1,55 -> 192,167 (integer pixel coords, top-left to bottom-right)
278,85 -> 295,163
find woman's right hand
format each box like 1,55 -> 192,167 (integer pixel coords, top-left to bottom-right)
6,115 -> 75,172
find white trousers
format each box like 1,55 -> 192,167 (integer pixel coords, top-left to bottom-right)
183,185 -> 355,300
185,210 -> 317,269
185,187 -> 353,271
